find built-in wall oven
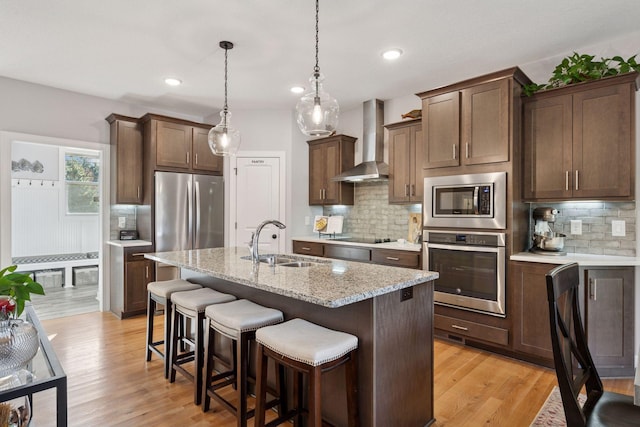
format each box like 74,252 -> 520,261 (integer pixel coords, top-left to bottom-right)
424,230 -> 506,317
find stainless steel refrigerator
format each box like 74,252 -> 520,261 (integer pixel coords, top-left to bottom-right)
154,171 -> 224,254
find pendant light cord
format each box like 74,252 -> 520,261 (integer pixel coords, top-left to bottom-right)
223,45 -> 229,113
314,0 -> 320,75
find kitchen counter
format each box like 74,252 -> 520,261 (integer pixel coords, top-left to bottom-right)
511,251 -> 640,266
145,247 -> 437,426
292,236 -> 422,252
106,239 -> 152,248
145,247 -> 436,308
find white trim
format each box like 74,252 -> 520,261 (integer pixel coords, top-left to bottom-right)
228,151 -> 287,251
0,131 -> 111,313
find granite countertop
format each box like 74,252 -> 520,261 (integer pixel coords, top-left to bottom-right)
511,251 -> 640,266
292,236 -> 422,252
106,240 -> 153,248
145,247 -> 438,308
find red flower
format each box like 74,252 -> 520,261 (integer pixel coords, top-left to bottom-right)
0,297 -> 16,319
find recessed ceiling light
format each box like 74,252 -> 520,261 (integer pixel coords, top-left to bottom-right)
382,48 -> 403,61
290,86 -> 305,94
164,77 -> 182,86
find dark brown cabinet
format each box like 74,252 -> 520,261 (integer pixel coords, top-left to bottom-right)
510,261 -> 635,375
386,119 -> 423,203
371,248 -> 421,269
109,244 -> 155,318
419,75 -> 512,169
141,114 -> 222,176
292,240 -> 422,269
307,135 -> 356,205
523,73 -> 638,201
585,267 -> 635,377
106,114 -> 143,204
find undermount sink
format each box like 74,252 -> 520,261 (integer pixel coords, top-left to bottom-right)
240,254 -> 325,267
279,261 -> 315,268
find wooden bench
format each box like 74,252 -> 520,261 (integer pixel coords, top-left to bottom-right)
13,253 -> 99,288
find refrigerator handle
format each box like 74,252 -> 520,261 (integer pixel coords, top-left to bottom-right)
194,180 -> 201,248
187,179 -> 193,249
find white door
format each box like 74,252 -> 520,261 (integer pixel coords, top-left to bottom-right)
231,154 -> 285,255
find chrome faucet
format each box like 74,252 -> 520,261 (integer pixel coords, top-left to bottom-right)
249,219 -> 286,264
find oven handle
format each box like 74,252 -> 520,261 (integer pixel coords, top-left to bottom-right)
425,242 -> 505,253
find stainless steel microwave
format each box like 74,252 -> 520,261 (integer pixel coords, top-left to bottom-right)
423,172 -> 506,229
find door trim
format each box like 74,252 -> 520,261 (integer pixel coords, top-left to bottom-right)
228,151 -> 286,250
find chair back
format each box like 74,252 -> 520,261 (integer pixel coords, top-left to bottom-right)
545,262 -> 604,427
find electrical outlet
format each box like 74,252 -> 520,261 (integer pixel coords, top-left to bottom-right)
612,220 -> 626,237
570,220 -> 582,235
118,217 -> 127,229
401,287 -> 413,302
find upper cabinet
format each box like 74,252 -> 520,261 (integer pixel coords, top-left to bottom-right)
141,114 -> 223,176
106,114 -> 144,204
385,119 -> 423,204
307,134 -> 356,205
418,68 -> 525,170
523,73 -> 638,201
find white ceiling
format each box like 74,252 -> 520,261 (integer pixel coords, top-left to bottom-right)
2,0 -> 639,117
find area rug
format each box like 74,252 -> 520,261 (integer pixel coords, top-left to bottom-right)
530,386 -> 586,426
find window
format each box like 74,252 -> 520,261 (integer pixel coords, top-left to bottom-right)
65,153 -> 100,214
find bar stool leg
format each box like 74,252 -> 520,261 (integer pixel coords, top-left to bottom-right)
194,312 -> 205,406
145,292 -> 155,362
345,351 -> 360,427
237,332 -> 249,427
309,366 -> 322,427
169,303 -> 180,383
202,318 -> 214,412
254,343 -> 268,427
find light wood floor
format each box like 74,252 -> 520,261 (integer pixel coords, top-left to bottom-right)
30,283 -> 99,320
31,312 -> 634,426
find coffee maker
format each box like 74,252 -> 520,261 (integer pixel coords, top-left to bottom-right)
531,207 -> 566,255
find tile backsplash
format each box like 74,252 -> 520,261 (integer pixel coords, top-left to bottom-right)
109,205 -> 137,241
529,201 -> 636,256
323,182 -> 422,242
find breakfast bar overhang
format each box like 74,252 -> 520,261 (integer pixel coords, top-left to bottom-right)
145,247 -> 438,427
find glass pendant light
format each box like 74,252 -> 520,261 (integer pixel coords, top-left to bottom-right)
296,0 -> 339,137
209,41 -> 241,156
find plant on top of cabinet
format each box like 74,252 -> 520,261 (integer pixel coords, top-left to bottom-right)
523,71 -> 638,200
523,52 -> 640,96
307,134 -> 356,205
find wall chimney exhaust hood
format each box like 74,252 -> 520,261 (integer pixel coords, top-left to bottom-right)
332,99 -> 389,182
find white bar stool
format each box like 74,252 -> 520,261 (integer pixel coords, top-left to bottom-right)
202,299 -> 285,427
145,279 -> 202,379
168,287 -> 236,405
254,318 -> 360,427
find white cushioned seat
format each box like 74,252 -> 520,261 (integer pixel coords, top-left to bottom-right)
171,287 -> 236,313
206,299 -> 283,340
147,279 -> 201,298
256,318 -> 358,367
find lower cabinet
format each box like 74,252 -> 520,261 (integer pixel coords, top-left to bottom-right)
509,261 -> 635,376
109,244 -> 155,318
292,240 -> 422,269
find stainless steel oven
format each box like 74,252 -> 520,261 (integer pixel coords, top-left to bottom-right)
423,172 -> 506,229
424,230 -> 506,317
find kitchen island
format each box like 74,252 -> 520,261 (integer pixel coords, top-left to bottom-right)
146,247 -> 438,427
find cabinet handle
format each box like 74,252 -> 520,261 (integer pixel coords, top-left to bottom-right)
465,142 -> 469,159
451,324 -> 469,331
386,256 -> 400,261
452,144 -> 457,160
410,184 -> 415,196
405,184 -> 409,197
195,153 -> 198,165
575,170 -> 579,190
145,265 -> 149,279
589,278 -> 596,301
186,152 -> 190,164
301,247 -> 311,251
323,189 -> 326,200
137,186 -> 141,200
131,253 -> 146,257
565,171 -> 569,191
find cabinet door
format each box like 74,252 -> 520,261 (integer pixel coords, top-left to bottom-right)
511,262 -> 554,362
192,127 -> 223,174
422,91 -> 460,169
114,120 -> 143,204
388,126 -> 412,203
322,140 -> 342,204
124,260 -> 153,314
523,95 -> 573,200
585,268 -> 634,376
411,124 -> 424,201
156,121 -> 192,169
308,143 -> 326,205
572,83 -> 633,199
461,79 -> 510,165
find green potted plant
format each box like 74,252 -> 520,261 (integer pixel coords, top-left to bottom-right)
523,52 -> 640,96
0,265 -> 45,320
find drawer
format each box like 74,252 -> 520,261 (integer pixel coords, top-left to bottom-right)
292,240 -> 324,257
124,247 -> 154,262
324,245 -> 370,262
371,249 -> 421,269
434,314 -> 509,346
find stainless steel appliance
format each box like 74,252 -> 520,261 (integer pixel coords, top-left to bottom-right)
155,171 -> 224,252
423,172 -> 506,229
531,207 -> 566,255
424,230 -> 506,317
